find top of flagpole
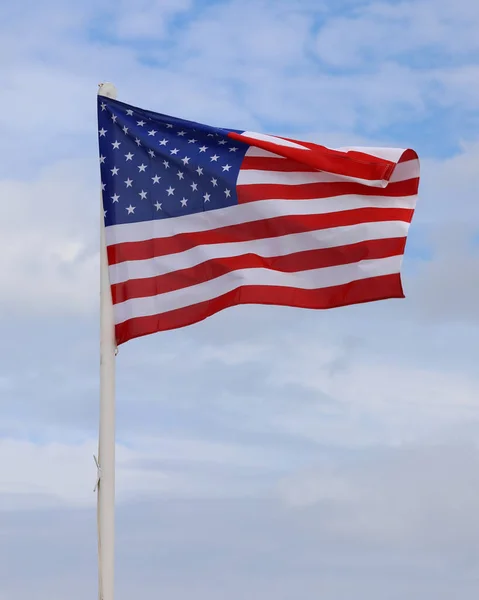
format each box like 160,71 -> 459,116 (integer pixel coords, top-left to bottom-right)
98,82 -> 117,99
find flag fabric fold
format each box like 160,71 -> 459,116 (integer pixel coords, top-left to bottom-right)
98,97 -> 420,345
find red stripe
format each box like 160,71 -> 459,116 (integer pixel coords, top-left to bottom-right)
282,139 -> 418,167
111,237 -> 406,303
241,156 -> 418,174
228,132 -> 398,182
237,177 -> 419,203
115,273 -> 404,345
108,207 -> 413,265
397,149 -> 418,163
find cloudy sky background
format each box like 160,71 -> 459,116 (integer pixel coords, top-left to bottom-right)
1,0 -> 479,598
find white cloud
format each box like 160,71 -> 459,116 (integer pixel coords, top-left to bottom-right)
315,0 -> 479,68
417,142 -> 479,224
278,443 -> 479,548
0,438 -> 98,508
312,0 -> 479,123
0,434 -> 289,510
231,338 -> 479,446
408,224 -> 479,323
0,160 -> 99,315
181,0 -> 313,69
124,326 -> 479,450
110,0 -> 193,39
432,65 -> 479,111
1,0 -> 477,153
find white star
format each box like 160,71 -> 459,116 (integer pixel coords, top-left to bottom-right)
101,182 -> 106,191
181,156 -> 190,165
103,210 -> 107,218
126,109 -> 133,116
124,178 -> 133,188
112,140 -> 121,149
148,129 -> 157,136
100,155 -> 106,164
111,114 -> 118,123
177,130 -> 186,136
211,177 -> 218,187
207,133 -> 214,137
122,126 -> 129,135
188,138 -> 197,144
111,193 -> 120,203
99,128 -> 107,137
163,160 -> 170,169
154,201 -> 162,211
126,205 -> 135,214
101,102 -> 106,111
166,186 -> 175,196
111,166 -> 119,175
139,190 -> 147,199
180,197 -> 188,207
177,171 -> 184,180
125,152 -> 134,161
170,148 -> 180,155
203,192 -> 211,202
138,163 -> 147,172
218,139 -> 227,145
159,138 -> 168,146
210,154 -> 219,162
229,146 -> 238,152
166,123 -> 174,128
191,182 -> 198,191
137,120 -> 146,126
199,146 -> 207,152
152,174 -> 161,184
196,166 -> 203,176
224,189 -> 231,198
222,164 -> 231,172
135,138 -> 141,146
148,149 -> 156,158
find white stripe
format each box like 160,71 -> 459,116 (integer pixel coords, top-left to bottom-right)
244,146 -> 286,159
241,131 -> 309,150
113,255 -> 402,324
105,194 -> 417,246
391,160 -> 419,182
238,170 -> 385,187
237,159 -> 419,186
109,220 -> 410,285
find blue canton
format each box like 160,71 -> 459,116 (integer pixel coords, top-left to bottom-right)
98,97 -> 249,227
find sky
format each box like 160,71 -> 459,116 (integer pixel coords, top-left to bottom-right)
1,0 -> 479,598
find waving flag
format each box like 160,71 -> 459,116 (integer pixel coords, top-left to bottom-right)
98,97 -> 420,345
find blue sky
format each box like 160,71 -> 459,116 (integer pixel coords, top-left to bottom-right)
1,0 -> 479,598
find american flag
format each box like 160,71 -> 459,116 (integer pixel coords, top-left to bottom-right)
98,97 -> 420,345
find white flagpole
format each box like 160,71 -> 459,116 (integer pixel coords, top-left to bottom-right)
97,82 -> 118,600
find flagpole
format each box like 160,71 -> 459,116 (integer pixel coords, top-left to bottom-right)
97,82 -> 117,600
